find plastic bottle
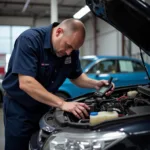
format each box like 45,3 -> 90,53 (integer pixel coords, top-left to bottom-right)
90,111 -> 118,126
89,112 -> 99,126
127,90 -> 138,98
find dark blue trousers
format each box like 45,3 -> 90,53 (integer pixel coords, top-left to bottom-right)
3,96 -> 48,150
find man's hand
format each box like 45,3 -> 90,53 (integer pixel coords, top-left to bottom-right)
60,101 -> 90,119
95,80 -> 115,96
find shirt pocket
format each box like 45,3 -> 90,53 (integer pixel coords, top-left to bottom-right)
38,65 -> 52,87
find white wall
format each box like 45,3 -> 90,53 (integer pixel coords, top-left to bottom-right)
97,19 -> 122,56
82,19 -> 95,56
0,15 -> 138,58
34,18 -> 50,27
0,16 -> 34,26
0,16 -> 123,56
83,17 -> 122,56
132,43 -> 140,55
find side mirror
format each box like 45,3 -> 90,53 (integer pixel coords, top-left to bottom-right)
96,70 -> 101,76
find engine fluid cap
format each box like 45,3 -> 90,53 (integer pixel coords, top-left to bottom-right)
90,112 -> 98,116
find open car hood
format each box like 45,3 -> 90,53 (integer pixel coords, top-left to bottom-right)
86,0 -> 150,56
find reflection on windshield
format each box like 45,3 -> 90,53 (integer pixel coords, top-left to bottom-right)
80,59 -> 93,69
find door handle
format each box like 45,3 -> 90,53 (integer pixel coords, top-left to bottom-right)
113,78 -> 118,81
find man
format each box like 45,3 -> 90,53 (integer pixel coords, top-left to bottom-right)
2,18 -> 114,150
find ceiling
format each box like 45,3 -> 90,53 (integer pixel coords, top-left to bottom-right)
0,0 -> 86,19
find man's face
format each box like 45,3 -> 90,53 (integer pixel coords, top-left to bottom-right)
53,28 -> 84,57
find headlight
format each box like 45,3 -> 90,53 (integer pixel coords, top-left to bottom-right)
43,131 -> 127,150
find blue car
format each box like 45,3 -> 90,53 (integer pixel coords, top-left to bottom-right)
56,55 -> 150,98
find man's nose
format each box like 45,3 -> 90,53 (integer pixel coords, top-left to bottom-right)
66,49 -> 73,55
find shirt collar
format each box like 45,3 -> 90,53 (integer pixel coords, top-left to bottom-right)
44,22 -> 59,49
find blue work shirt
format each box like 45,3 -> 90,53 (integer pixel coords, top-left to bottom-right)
2,23 -> 82,112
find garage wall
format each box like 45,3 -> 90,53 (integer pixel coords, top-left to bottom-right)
131,42 -> 150,64
0,16 -> 139,58
97,19 -> 122,56
34,18 -> 50,27
83,17 -> 122,56
0,16 -> 56,27
0,16 -> 34,26
0,16 -> 123,57
132,43 -> 140,55
81,18 -> 95,56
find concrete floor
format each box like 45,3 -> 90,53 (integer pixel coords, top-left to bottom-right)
0,104 -> 4,150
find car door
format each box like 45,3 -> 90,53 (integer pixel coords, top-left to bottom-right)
116,59 -> 149,86
87,59 -> 149,87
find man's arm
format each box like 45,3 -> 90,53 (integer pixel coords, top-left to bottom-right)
71,73 -> 99,88
19,74 -> 90,119
70,73 -> 99,89
19,74 -> 64,107
70,73 -> 115,95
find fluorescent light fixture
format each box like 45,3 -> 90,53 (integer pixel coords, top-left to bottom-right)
73,5 -> 91,19
22,0 -> 31,13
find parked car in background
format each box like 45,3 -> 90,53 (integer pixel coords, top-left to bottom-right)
56,55 -> 150,98
0,79 -> 4,103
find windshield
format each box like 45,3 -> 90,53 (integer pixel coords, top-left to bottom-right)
80,59 -> 93,69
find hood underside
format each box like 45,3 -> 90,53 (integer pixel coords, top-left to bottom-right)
86,0 -> 150,56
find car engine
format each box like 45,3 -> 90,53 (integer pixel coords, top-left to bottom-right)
62,85 -> 150,125
40,85 -> 150,131
29,85 -> 150,150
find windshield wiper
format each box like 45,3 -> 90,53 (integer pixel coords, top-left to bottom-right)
140,48 -> 150,81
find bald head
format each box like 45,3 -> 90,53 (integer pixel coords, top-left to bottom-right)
58,18 -> 86,39
52,18 -> 86,57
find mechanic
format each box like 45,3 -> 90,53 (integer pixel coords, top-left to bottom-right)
2,18 -> 115,150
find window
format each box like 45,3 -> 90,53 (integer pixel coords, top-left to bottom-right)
87,64 -> 97,73
0,26 -> 11,53
0,26 -> 30,72
88,60 -> 117,74
119,60 -> 133,72
12,26 -> 30,49
0,25 -> 30,54
132,61 -> 144,72
80,59 -> 93,70
119,60 -> 144,73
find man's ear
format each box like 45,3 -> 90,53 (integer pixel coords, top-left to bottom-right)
56,28 -> 64,37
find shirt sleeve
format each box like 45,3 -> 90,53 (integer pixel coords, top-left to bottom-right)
12,36 -> 38,77
68,50 -> 83,79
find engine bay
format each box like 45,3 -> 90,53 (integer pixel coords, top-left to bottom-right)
37,85 -> 150,149
47,85 -> 150,128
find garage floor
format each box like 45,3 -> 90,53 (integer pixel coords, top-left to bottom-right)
0,104 -> 4,150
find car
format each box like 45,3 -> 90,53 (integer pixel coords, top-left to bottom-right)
29,0 -> 150,150
57,55 -> 150,98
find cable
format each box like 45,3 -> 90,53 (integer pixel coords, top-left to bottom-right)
140,48 -> 150,81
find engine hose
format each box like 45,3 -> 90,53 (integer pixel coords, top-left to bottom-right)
134,98 -> 150,105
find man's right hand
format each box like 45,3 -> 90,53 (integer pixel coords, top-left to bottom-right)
60,101 -> 90,119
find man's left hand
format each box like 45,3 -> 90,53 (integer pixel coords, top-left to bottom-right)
95,80 -> 115,96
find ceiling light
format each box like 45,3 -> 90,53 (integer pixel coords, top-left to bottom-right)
73,5 -> 91,19
22,0 -> 31,13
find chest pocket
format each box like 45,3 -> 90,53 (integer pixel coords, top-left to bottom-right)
38,64 -> 52,87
